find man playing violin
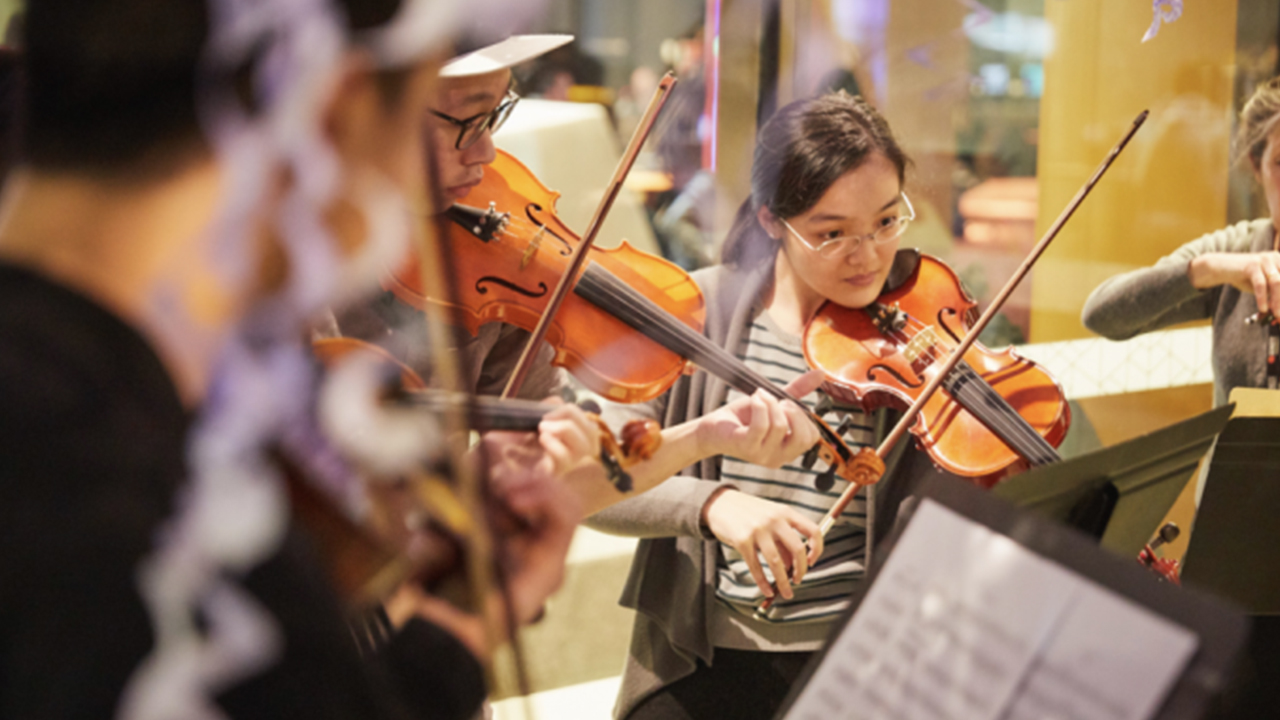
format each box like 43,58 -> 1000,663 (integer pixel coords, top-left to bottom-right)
327,35 -> 610,504
0,1 -> 576,717
332,35 -> 829,516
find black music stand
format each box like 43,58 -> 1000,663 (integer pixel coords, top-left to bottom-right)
777,474 -> 1248,720
1178,403 -> 1280,720
992,404 -> 1233,556
1181,412 -> 1280,610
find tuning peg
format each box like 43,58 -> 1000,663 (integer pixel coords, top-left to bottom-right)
834,415 -> 856,438
815,466 -> 836,493
600,451 -> 633,493
813,390 -> 833,418
800,444 -> 821,470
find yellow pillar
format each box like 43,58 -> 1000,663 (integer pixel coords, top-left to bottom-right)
1031,1 -> 1238,342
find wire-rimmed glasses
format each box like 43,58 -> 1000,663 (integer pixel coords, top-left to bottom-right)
781,193 -> 916,259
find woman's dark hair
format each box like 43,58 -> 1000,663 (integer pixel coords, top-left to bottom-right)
720,91 -> 909,268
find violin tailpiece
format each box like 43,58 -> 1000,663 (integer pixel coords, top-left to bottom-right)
445,201 -> 510,242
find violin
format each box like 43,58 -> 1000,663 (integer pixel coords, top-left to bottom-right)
804,251 -> 1070,487
1138,522 -> 1181,584
385,149 -> 706,404
293,336 -> 663,605
385,149 -> 883,490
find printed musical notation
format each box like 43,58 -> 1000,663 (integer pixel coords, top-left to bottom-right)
784,500 -> 1197,720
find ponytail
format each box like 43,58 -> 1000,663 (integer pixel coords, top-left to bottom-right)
720,198 -> 778,269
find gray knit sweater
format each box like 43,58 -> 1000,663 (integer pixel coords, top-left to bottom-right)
1080,219 -> 1275,406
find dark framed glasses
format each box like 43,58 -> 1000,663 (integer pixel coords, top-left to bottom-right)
430,85 -> 520,151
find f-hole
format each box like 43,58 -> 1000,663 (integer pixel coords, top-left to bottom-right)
868,363 -> 923,389
525,204 -> 573,256
937,307 -> 965,344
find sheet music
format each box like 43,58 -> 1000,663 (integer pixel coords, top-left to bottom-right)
784,500 -> 1198,720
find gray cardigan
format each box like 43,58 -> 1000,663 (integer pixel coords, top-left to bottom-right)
1080,219 -> 1276,406
589,255 -> 944,718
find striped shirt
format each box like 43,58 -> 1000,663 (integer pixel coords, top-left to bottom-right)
710,312 -> 875,649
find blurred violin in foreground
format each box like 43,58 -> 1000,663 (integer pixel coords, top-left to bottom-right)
312,336 -> 662,491
294,336 -> 661,606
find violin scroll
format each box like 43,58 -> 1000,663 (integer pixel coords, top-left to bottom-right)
618,418 -> 662,462
1137,522 -> 1182,584
595,417 -> 662,493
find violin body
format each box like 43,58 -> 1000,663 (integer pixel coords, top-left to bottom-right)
804,252 -> 1070,487
385,150 -> 706,404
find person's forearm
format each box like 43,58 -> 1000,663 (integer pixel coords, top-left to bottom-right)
571,418 -> 711,516
624,418 -> 710,495
1188,253 -> 1227,289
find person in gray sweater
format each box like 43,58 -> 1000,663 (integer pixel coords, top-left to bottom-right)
590,92 -> 952,720
1082,77 -> 1280,407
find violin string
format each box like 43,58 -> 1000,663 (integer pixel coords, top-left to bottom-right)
875,311 -> 1058,465
573,263 -> 852,461
890,315 -> 1058,462
890,320 -> 1057,465
575,263 -> 767,394
409,393 -> 549,431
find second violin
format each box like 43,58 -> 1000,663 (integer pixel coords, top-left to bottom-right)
805,251 -> 1070,487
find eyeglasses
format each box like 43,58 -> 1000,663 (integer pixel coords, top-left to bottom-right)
781,193 -> 915,259
430,86 -> 520,150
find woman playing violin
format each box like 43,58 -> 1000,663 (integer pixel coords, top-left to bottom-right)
1083,76 -> 1280,407
590,91 -> 953,720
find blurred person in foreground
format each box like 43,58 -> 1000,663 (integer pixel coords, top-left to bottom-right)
0,1 -> 576,718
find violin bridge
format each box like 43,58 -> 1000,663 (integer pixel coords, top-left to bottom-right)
902,326 -> 939,366
520,224 -> 547,270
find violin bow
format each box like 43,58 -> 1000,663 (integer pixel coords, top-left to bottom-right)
758,109 -> 1150,615
500,71 -> 678,399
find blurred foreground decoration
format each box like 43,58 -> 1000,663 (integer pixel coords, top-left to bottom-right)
1142,0 -> 1183,43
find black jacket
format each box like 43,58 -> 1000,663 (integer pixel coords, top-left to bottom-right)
0,262 -> 484,719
